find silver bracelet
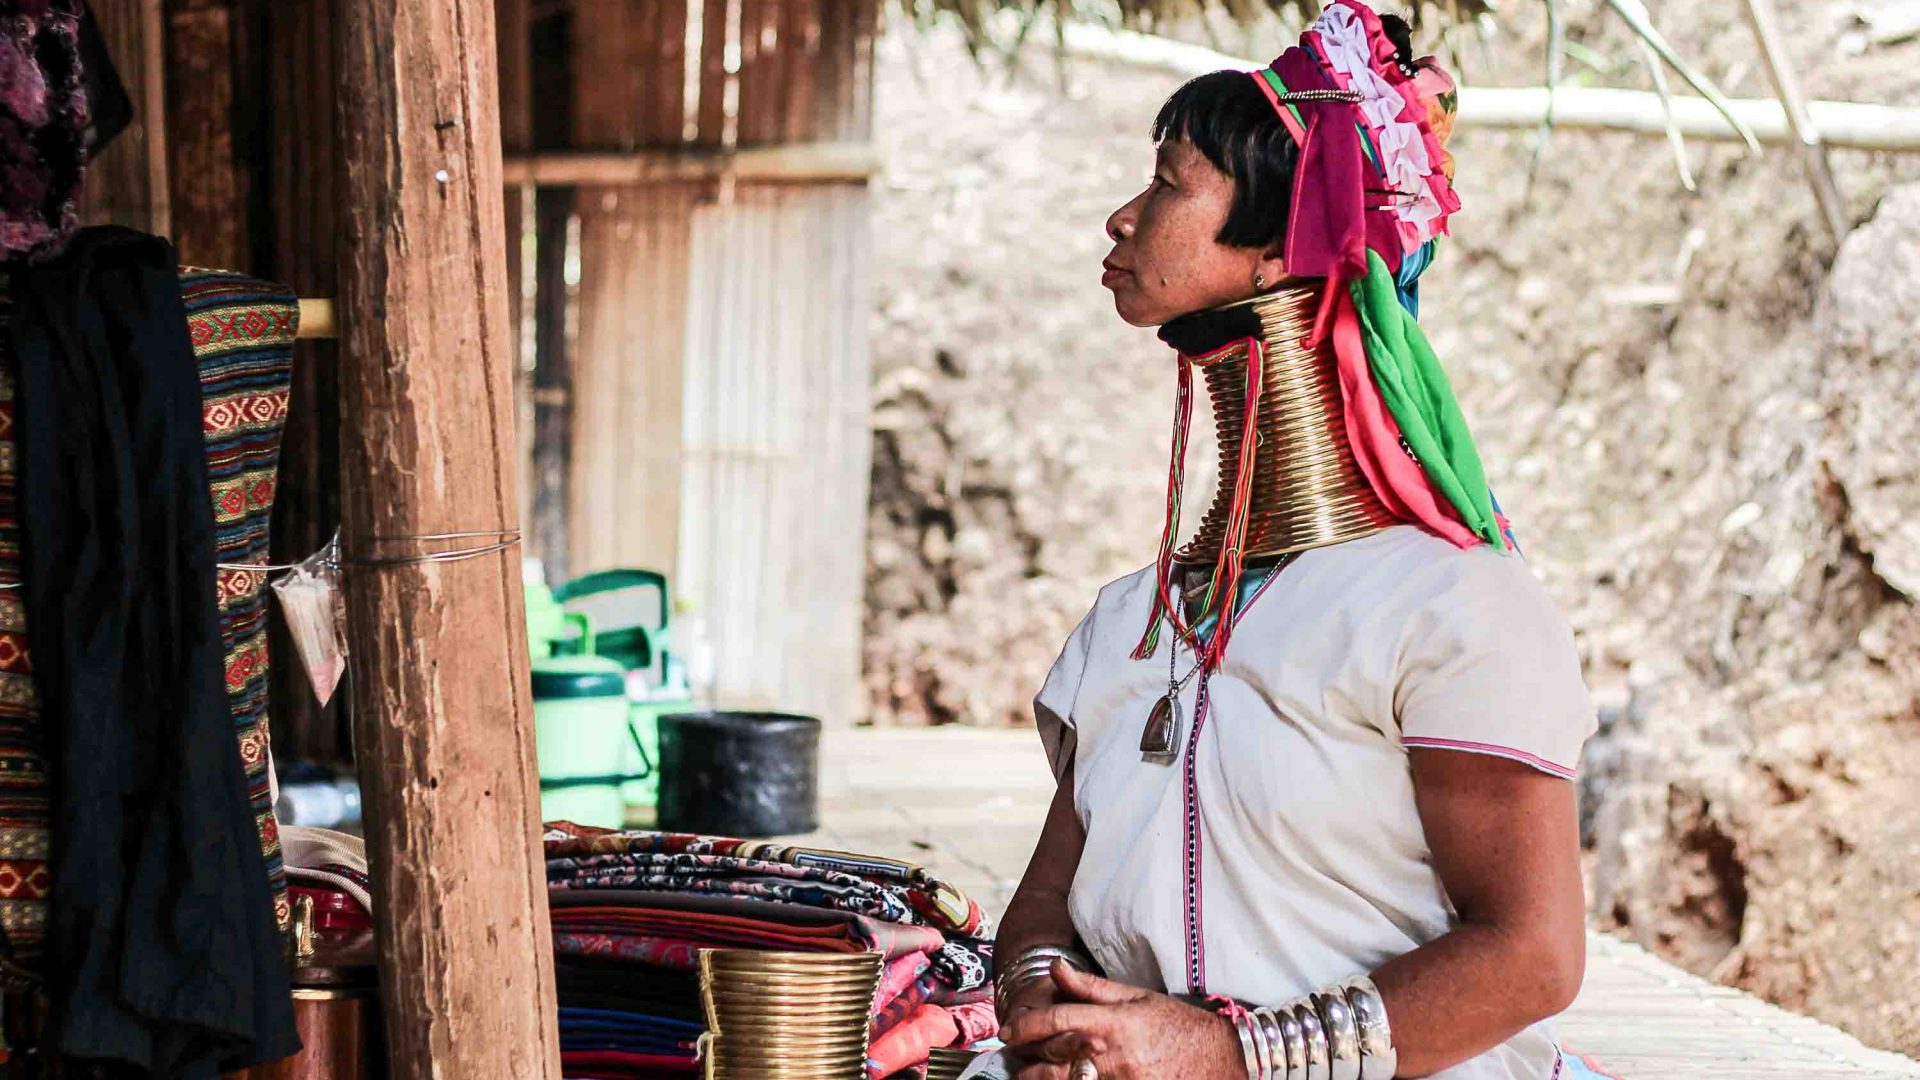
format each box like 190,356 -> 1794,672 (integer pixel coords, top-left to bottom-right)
1232,1010 -> 1263,1080
1252,1008 -> 1275,1080
1313,990 -> 1362,1080
1276,1006 -> 1307,1080
1252,1007 -> 1290,1080
1342,978 -> 1397,1080
994,945 -> 1094,1013
1293,998 -> 1330,1080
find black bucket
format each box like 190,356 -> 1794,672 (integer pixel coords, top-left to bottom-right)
656,711 -> 821,837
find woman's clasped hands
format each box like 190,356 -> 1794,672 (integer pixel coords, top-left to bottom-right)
997,960 -> 1247,1080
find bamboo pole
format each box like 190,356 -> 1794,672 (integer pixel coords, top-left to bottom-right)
331,1 -> 560,1077
1742,0 -> 1848,240
296,298 -> 336,339
1061,23 -> 1920,153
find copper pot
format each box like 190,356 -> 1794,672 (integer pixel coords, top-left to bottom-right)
227,895 -> 385,1080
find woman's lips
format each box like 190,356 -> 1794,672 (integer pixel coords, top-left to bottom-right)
1101,266 -> 1132,287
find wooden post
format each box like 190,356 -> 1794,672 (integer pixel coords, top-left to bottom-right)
332,2 -> 560,1078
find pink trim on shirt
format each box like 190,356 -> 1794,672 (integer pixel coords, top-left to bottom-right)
1402,736 -> 1578,779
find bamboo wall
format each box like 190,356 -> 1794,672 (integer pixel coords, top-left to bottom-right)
535,0 -> 880,722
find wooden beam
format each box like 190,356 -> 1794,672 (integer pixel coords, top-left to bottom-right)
1061,22 -> 1920,153
502,142 -> 881,185
330,1 -> 560,1078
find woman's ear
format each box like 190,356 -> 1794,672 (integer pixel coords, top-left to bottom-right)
1254,244 -> 1288,291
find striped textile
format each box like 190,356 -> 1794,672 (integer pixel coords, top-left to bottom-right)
0,266 -> 299,971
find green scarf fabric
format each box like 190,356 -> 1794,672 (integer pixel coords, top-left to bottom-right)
1349,250 -> 1505,548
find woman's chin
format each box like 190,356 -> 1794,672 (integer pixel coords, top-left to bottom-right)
1109,291 -> 1164,328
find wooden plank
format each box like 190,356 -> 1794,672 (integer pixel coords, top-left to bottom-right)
780,0 -> 819,143
735,0 -> 777,145
254,0 -> 347,763
695,0 -> 730,147
654,0 -> 689,144
75,0 -> 169,234
330,1 -> 559,1076
501,143 -> 878,184
164,0 -> 248,268
530,186 -> 574,583
567,185 -> 696,580
497,0 -> 535,540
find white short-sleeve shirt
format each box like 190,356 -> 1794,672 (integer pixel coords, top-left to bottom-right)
1034,526 -> 1595,1080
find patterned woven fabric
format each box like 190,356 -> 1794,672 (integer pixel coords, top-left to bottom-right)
0,266 -> 298,969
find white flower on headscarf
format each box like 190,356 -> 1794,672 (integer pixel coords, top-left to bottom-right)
1309,4 -> 1447,250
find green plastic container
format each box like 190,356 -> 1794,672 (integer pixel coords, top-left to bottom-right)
532,655 -> 651,829
622,694 -> 686,818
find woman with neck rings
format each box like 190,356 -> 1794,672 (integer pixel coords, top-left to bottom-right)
987,5 -> 1597,1080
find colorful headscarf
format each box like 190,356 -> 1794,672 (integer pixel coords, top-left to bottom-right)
1249,0 -> 1504,554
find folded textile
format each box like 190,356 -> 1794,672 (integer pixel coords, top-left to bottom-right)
546,824 -> 989,937
282,825 -> 373,915
559,1007 -> 702,1034
947,1001 -> 998,1049
549,851 -> 919,926
876,951 -> 932,1010
555,962 -> 702,1022
560,1048 -> 700,1078
867,1002 -> 960,1080
872,975 -> 937,1041
928,938 -> 993,1005
549,890 -> 946,960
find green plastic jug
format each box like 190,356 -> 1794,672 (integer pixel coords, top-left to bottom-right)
526,579 -> 592,659
532,655 -> 652,829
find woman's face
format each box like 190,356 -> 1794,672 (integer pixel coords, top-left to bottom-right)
1101,137 -> 1284,327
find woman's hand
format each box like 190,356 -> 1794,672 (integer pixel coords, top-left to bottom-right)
999,963 -> 1245,1080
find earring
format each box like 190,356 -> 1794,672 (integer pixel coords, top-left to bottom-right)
1254,272 -> 1267,290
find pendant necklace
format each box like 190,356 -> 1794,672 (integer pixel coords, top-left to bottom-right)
1138,554 -> 1298,760
1139,589 -> 1203,759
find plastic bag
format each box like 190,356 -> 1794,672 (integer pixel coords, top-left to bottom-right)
273,532 -> 348,706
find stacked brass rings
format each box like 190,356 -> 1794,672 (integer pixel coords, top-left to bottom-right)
1177,285 -> 1397,564
926,1047 -> 982,1080
1226,977 -> 1397,1080
697,949 -> 883,1079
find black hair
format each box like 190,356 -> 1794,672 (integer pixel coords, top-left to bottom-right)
1377,13 -> 1420,77
1152,70 -> 1299,251
1151,12 -> 1420,251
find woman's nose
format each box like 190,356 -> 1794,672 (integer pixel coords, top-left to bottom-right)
1107,213 -> 1134,242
